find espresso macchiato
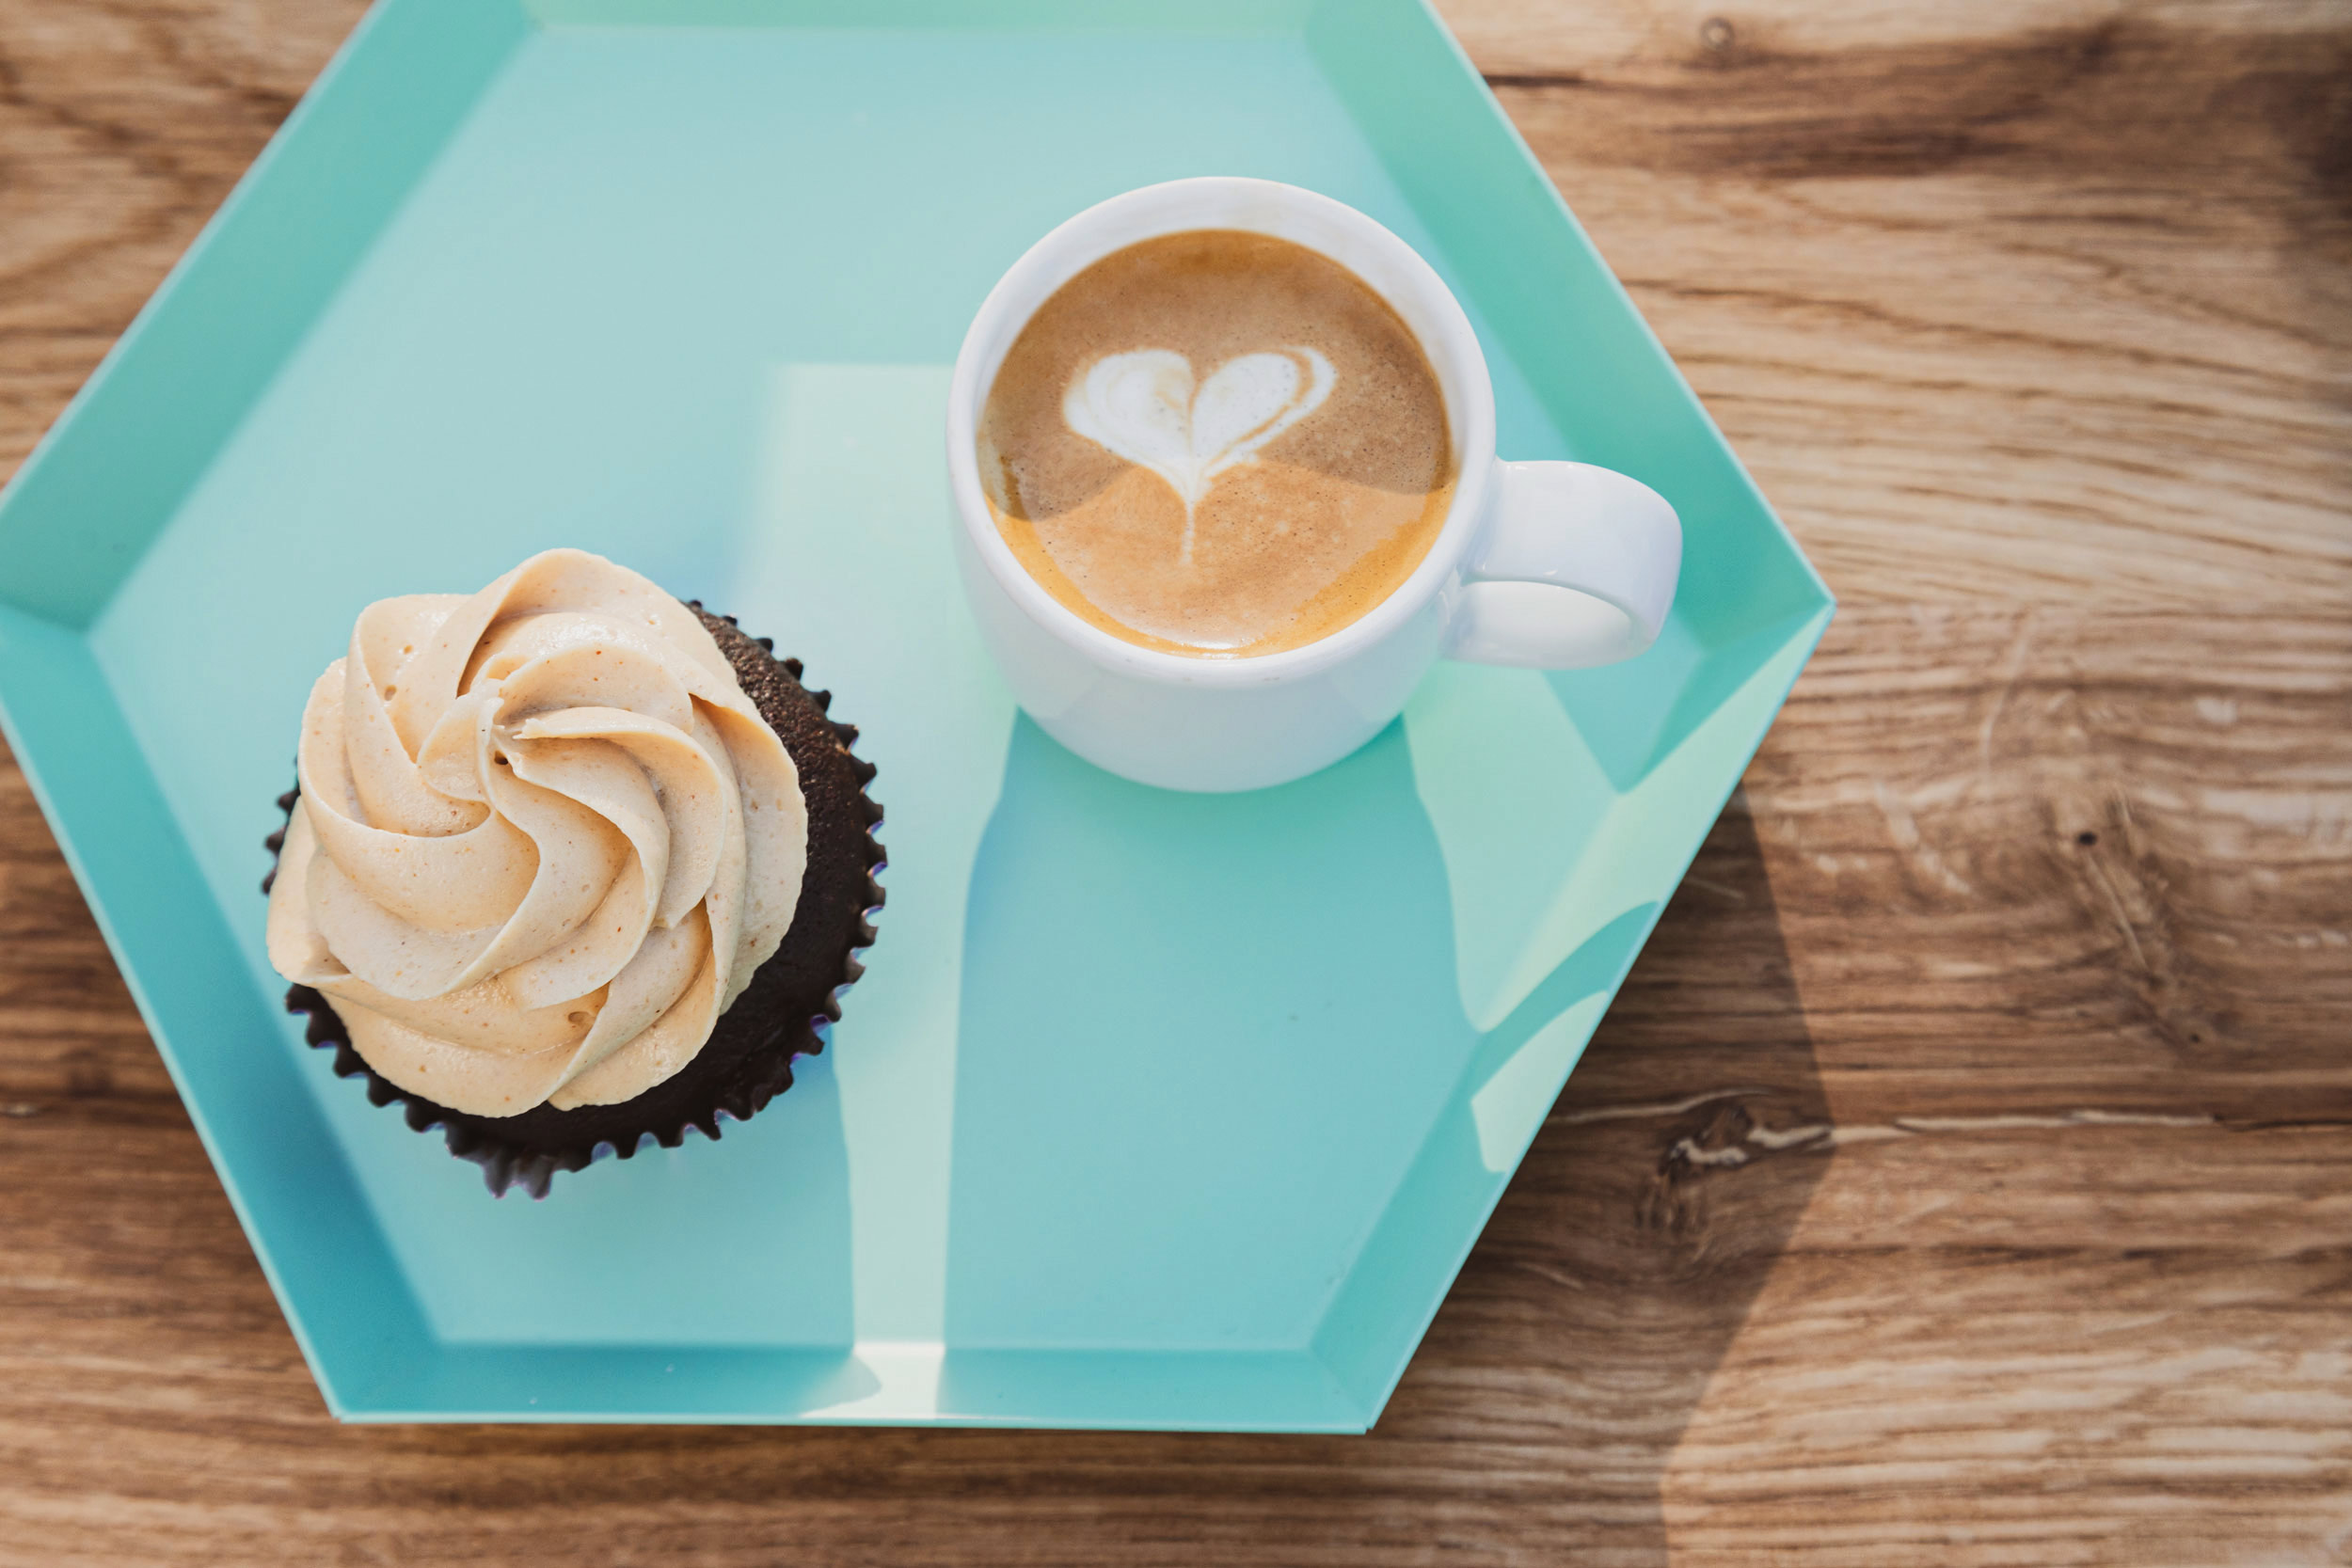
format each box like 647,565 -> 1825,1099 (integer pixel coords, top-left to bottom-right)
977,230 -> 1454,658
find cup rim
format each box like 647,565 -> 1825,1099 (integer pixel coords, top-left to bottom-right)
945,176 -> 1498,689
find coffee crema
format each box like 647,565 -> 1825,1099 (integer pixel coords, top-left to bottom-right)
977,230 -> 1454,658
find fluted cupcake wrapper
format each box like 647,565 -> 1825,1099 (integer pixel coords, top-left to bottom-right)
266,608 -> 884,1198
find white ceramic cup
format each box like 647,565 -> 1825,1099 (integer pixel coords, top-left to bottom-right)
946,177 -> 1682,793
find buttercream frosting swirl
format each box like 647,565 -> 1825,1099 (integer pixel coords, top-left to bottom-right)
265,549 -> 807,1117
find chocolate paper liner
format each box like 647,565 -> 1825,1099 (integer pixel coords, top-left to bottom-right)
266,607 -> 884,1198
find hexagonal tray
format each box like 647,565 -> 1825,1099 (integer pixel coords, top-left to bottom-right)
0,0 -> 1830,1429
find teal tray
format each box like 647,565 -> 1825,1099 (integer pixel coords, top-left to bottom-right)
0,0 -> 1830,1429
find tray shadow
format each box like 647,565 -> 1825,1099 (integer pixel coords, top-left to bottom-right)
1375,790 -> 1829,1560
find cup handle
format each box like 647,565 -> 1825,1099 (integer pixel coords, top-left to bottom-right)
1442,459 -> 1682,669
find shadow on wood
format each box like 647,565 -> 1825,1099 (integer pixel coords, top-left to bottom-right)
1376,790 -> 1830,1563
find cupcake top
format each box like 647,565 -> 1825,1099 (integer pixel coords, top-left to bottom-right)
266,549 -> 807,1117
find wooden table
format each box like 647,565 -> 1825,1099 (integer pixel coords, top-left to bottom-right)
3,1 -> 2346,1561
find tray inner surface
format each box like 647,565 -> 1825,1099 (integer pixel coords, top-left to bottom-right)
0,0 -> 1829,1427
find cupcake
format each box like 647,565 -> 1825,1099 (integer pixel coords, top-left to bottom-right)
263,549 -> 882,1196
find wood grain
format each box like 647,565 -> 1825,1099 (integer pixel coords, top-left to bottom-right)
2,0 -> 2348,1563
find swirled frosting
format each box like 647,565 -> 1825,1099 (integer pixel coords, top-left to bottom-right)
265,549 -> 807,1117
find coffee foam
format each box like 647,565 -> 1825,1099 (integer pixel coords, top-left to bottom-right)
979,230 -> 1454,657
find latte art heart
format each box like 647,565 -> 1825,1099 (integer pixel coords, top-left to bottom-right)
977,229 -> 1454,657
1062,346 -> 1336,562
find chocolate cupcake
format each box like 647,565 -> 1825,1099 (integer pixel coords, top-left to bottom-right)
263,549 -> 882,1196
